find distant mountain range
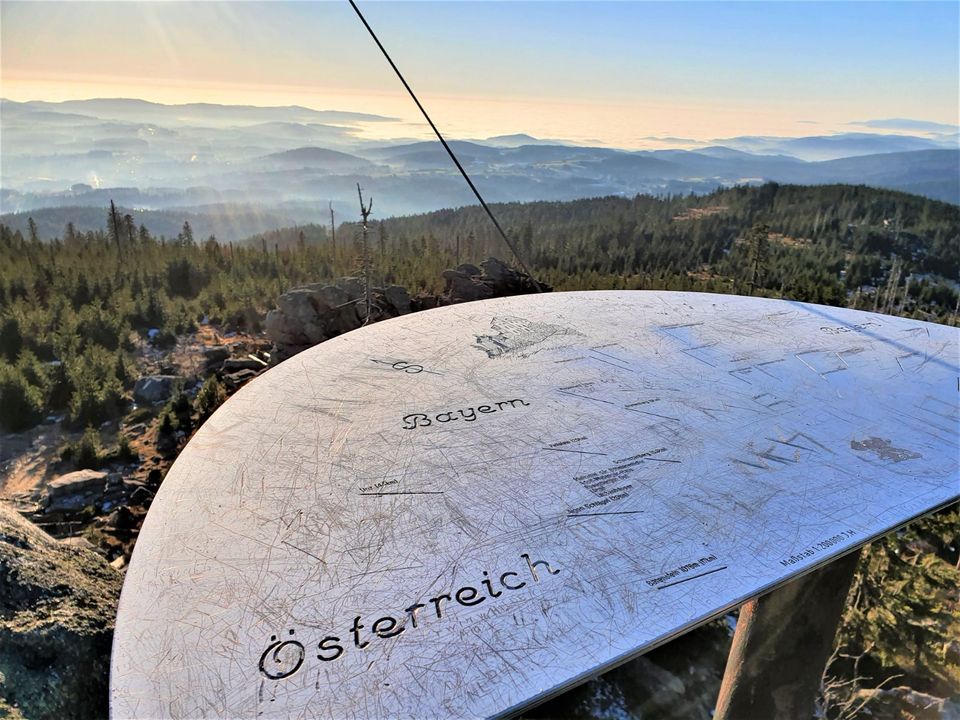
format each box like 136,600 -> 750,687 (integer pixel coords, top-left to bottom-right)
1,98 -> 398,127
255,147 -> 378,173
710,133 -> 950,162
1,98 -> 957,239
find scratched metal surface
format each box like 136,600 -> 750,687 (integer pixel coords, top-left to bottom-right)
111,291 -> 959,720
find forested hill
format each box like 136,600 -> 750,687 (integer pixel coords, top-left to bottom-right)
340,183 -> 958,275
0,179 -> 956,464
251,183 -> 960,308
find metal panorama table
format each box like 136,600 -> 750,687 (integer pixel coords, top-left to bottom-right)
111,291 -> 959,719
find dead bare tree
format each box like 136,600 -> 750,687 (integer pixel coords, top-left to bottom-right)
356,184 -> 373,324
818,642 -> 903,720
329,201 -> 337,263
883,257 -> 903,315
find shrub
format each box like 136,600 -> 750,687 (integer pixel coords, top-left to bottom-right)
115,433 -> 138,463
169,392 -> 193,432
76,304 -> 127,351
72,426 -> 103,469
65,346 -> 126,428
0,365 -> 44,432
113,351 -> 132,388
158,410 -> 177,436
151,329 -> 178,349
16,350 -> 50,400
0,314 -> 22,363
195,376 -> 226,420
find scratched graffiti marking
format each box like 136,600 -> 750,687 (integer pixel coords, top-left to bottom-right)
475,316 -> 583,358
795,348 -> 864,378
732,431 -> 832,471
369,358 -> 442,375
819,321 -> 880,335
850,437 -> 922,463
728,358 -> 786,384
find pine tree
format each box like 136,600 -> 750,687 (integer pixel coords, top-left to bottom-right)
108,200 -> 123,253
124,214 -> 137,244
746,222 -> 770,293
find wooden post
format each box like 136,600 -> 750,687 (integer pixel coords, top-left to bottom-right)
714,551 -> 860,720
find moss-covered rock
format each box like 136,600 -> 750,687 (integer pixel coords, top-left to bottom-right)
0,505 -> 122,720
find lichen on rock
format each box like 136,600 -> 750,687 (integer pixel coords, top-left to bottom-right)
0,506 -> 122,720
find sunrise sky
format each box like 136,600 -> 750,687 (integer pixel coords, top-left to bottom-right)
2,1 -> 958,148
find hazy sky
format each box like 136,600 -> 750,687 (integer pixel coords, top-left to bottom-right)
2,1 -> 958,147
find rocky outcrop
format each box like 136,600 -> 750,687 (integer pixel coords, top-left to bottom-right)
132,375 -> 180,404
41,470 -> 112,514
266,259 -> 549,361
23,470 -> 151,561
0,505 -> 122,719
441,257 -> 549,304
202,346 -> 230,366
198,341 -> 271,389
222,357 -> 268,373
266,278 -> 412,361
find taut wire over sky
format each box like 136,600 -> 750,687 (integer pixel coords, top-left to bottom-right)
1,1 -> 958,147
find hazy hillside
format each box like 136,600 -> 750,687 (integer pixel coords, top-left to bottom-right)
794,150 -> 960,203
2,99 -> 957,224
325,183 -> 960,284
0,204 -> 319,243
713,132 -> 948,161
1,98 -> 397,127
254,147 -> 379,173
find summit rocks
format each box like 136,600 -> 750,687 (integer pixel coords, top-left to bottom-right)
441,257 -> 549,304
266,258 -> 550,360
0,506 -> 121,719
265,278 -> 412,361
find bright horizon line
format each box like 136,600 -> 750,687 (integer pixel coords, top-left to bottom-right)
3,2 -> 956,148
4,93 -> 958,149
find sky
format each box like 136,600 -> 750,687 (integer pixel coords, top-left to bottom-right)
1,1 -> 958,148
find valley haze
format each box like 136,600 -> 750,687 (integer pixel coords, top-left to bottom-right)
1,98 -> 957,242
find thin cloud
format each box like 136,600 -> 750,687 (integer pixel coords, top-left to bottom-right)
849,118 -> 959,133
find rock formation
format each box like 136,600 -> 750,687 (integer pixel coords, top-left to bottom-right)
266,258 -> 549,360
265,278 -> 413,361
0,506 -> 122,719
132,375 -> 180,405
440,257 -> 549,304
